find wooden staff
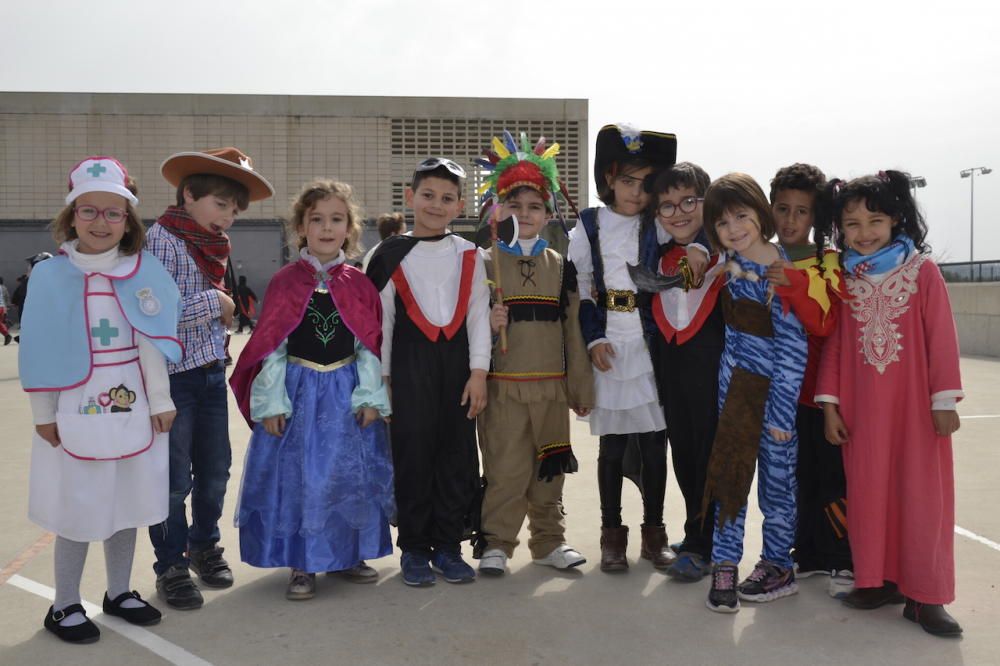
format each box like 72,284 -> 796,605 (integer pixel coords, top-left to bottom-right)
490,202 -> 508,353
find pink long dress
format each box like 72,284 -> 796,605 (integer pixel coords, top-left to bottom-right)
815,253 -> 963,604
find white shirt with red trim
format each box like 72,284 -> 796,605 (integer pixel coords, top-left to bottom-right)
378,233 -> 490,374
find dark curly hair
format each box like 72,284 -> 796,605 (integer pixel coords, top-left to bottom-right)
814,170 -> 928,255
769,163 -> 826,202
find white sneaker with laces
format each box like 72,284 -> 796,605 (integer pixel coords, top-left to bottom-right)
533,544 -> 587,570
828,569 -> 855,598
479,549 -> 508,576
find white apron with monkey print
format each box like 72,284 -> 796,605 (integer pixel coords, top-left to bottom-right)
28,257 -> 168,542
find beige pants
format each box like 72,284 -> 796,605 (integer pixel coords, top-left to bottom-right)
478,385 -> 569,559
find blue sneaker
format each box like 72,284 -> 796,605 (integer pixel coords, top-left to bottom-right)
667,552 -> 711,582
400,552 -> 435,587
430,551 -> 476,584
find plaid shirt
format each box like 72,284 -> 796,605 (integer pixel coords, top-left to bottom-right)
146,222 -> 225,373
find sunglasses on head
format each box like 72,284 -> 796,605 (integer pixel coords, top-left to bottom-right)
415,157 -> 467,179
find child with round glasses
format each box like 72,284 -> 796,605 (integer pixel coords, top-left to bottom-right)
20,157 -> 182,644
644,162 -> 726,582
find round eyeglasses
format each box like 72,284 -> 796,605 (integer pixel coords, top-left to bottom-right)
74,205 -> 128,224
657,196 -> 704,218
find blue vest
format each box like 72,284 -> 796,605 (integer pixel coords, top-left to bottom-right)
577,207 -> 659,345
19,251 -> 183,391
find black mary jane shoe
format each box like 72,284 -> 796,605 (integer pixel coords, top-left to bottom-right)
44,604 -> 101,644
103,590 -> 162,626
904,599 -> 963,637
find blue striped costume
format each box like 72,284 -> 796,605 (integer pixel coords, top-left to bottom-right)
710,252 -> 807,569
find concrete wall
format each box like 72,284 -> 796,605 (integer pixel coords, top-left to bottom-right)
0,92 -> 589,223
947,282 -> 1000,357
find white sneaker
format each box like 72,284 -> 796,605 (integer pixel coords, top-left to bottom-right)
533,544 -> 587,570
828,569 -> 855,599
479,549 -> 508,576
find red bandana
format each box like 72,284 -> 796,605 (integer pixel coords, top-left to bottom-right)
157,206 -> 231,290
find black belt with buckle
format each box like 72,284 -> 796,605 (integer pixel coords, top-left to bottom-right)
200,360 -> 223,370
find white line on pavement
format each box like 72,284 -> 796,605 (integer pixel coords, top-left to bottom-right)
962,414 -> 1000,419
6,574 -> 214,666
955,526 -> 1000,552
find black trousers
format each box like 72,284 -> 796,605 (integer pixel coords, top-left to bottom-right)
794,404 -> 853,571
653,335 -> 721,559
598,431 -> 667,528
390,320 -> 478,555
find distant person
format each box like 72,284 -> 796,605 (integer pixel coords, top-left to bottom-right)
816,170 -> 964,637
0,276 -> 11,345
361,211 -> 406,272
235,275 -> 258,333
12,254 -> 53,343
146,147 -> 274,610
19,157 -> 182,644
11,274 -> 27,321
230,179 -> 393,601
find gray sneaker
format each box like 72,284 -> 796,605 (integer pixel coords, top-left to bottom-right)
329,561 -> 379,584
286,569 -> 316,600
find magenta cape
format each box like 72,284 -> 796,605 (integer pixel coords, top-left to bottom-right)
229,259 -> 382,427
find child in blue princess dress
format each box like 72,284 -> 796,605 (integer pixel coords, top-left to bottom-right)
230,179 -> 394,601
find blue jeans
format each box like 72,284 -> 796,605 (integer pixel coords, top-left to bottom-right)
149,364 -> 231,575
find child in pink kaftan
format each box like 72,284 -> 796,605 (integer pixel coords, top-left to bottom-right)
814,170 -> 964,637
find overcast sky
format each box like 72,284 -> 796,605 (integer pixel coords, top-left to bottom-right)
2,0 -> 998,261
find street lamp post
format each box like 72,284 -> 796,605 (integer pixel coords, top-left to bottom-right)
909,176 -> 926,202
960,166 -> 992,263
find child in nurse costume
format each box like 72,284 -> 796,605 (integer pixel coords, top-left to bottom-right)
19,157 -> 182,644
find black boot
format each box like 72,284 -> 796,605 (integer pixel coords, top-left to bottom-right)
904,599 -> 963,636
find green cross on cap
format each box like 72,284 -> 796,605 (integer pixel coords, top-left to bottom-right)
87,162 -> 107,178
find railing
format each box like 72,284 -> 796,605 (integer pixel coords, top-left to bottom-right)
939,261 -> 1000,283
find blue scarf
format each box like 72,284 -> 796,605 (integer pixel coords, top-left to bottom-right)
844,235 -> 915,277
498,237 -> 548,257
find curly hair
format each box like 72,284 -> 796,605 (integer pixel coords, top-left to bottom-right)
286,179 -> 365,258
769,163 -> 826,202
814,170 -> 928,255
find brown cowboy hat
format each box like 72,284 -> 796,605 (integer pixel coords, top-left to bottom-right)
160,147 -> 274,202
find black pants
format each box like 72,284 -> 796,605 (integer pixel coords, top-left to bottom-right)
236,312 -> 254,332
654,337 -> 721,559
598,431 -> 667,528
390,321 -> 478,555
794,405 -> 853,571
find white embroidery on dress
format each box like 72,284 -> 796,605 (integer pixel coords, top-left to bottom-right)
847,254 -> 926,374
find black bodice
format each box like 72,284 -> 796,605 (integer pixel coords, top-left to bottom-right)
286,290 -> 356,365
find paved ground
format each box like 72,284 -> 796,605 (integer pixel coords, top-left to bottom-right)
1,335 -> 998,665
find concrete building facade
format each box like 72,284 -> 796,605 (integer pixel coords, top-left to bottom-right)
0,92 -> 588,315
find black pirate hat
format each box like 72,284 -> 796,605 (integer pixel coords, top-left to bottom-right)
593,123 -> 677,187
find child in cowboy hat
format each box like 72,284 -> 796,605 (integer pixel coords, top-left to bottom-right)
146,147 -> 274,610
